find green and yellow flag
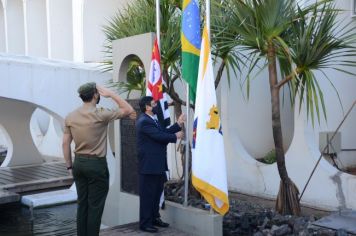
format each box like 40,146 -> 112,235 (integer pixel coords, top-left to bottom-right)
181,0 -> 201,103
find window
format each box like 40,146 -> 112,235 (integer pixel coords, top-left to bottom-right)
352,0 -> 356,17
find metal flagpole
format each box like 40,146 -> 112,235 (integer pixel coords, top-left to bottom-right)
206,0 -> 214,215
155,0 -> 160,48
206,0 -> 210,37
183,87 -> 190,207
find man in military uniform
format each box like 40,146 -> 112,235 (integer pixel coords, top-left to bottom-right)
62,82 -> 136,236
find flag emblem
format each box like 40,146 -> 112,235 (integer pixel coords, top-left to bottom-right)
206,105 -> 220,130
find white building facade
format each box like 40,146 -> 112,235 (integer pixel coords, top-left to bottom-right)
0,0 -> 356,213
0,0 -> 130,62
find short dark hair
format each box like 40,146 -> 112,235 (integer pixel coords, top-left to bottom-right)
139,96 -> 153,113
79,90 -> 96,102
78,82 -> 97,102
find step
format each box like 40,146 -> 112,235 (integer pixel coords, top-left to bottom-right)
21,189 -> 77,208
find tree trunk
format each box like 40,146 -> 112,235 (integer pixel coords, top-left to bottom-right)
215,60 -> 225,89
267,42 -> 300,215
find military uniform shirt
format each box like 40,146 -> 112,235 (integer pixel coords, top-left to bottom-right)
64,106 -> 123,157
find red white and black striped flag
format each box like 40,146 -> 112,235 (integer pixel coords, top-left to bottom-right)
146,37 -> 171,127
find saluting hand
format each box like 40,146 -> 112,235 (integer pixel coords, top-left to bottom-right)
96,85 -> 114,98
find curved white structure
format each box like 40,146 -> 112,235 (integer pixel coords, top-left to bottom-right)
0,54 -> 116,168
221,54 -> 356,211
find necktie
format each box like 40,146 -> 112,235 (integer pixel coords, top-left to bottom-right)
154,118 -> 160,128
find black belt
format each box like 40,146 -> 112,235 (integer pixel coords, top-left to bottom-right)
75,154 -> 106,160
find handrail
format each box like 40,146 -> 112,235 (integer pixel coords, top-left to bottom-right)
340,149 -> 356,152
299,100 -> 356,201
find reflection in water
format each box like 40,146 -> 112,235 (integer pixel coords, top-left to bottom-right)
0,203 -> 76,236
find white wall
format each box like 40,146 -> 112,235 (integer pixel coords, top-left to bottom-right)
226,64 -> 294,159
27,0 -> 48,57
83,0 -> 123,62
309,1 -> 356,168
221,0 -> 356,210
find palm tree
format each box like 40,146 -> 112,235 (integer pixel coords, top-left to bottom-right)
217,0 -> 356,215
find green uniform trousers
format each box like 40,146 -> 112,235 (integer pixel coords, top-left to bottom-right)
73,156 -> 109,236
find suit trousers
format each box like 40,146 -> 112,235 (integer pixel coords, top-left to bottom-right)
73,156 -> 109,236
139,173 -> 166,228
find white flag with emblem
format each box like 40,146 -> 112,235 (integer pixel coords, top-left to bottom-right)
192,25 -> 229,215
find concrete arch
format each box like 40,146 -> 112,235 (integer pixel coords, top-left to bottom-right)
0,54 -> 116,168
112,33 -> 154,87
0,123 -> 12,165
0,97 -> 44,167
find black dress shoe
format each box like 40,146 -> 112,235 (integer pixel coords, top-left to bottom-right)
140,226 -> 158,233
153,218 -> 169,227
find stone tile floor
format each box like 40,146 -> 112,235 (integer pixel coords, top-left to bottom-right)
100,222 -> 190,236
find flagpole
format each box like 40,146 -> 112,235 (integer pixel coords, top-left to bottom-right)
206,0 -> 210,37
183,86 -> 190,207
155,0 -> 160,48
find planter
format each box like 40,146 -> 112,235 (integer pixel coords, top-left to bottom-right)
161,201 -> 223,236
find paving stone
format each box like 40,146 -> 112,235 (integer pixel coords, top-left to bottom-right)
100,222 -> 190,236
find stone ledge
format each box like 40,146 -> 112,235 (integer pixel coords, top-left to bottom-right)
161,201 -> 223,236
0,189 -> 20,204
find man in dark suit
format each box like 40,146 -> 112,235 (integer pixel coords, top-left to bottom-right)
136,96 -> 184,233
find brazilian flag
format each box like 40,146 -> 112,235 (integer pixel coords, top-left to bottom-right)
181,0 -> 201,103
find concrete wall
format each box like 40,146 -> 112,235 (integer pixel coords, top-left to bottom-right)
83,0 -> 122,62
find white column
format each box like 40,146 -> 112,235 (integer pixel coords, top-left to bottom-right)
47,0 -> 73,60
26,0 -> 48,57
1,0 -> 9,52
6,0 -> 25,54
72,0 -> 84,62
45,0 -> 51,58
22,0 -> 28,55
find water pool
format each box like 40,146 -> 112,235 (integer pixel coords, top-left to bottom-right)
0,203 -> 76,235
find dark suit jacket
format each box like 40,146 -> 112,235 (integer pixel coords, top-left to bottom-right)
136,113 -> 182,174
